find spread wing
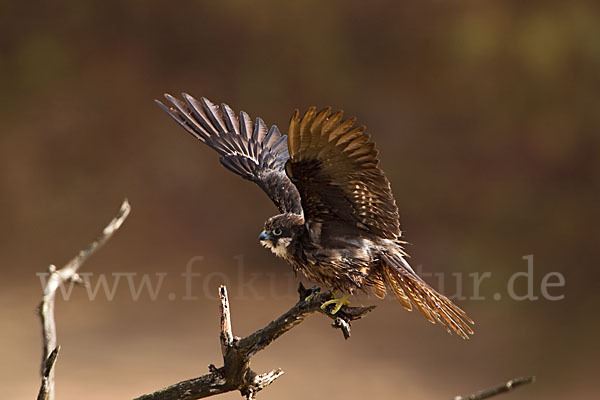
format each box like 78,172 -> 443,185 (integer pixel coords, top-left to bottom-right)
286,107 -> 400,239
157,94 -> 302,215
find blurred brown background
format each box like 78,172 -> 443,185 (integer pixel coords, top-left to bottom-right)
1,1 -> 599,399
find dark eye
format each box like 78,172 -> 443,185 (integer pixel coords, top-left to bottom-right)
273,228 -> 282,236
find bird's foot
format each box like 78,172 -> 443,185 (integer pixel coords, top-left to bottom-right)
320,292 -> 351,314
304,287 -> 321,302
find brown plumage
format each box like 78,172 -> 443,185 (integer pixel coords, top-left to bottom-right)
157,94 -> 474,339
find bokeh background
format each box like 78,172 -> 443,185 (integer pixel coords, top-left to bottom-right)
1,1 -> 599,399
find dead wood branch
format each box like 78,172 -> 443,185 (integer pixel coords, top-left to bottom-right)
37,199 -> 131,400
454,376 -> 535,400
134,284 -> 375,400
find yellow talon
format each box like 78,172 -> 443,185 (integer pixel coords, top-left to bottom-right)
304,289 -> 320,302
320,292 -> 351,314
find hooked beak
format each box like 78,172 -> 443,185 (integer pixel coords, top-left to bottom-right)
259,231 -> 271,241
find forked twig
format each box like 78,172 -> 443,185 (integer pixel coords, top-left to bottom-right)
37,200 -> 131,400
134,284 -> 374,400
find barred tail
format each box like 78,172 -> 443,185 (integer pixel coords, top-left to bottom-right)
380,250 -> 474,339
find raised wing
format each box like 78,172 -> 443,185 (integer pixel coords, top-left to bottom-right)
285,107 -> 400,239
157,94 -> 302,215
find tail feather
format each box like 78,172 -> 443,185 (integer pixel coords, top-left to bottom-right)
381,266 -> 414,312
370,272 -> 388,299
381,252 -> 474,339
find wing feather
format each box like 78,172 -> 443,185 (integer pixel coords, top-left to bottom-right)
221,103 -> 240,135
253,117 -> 268,143
239,111 -> 253,140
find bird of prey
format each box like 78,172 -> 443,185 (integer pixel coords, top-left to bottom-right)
157,94 -> 474,339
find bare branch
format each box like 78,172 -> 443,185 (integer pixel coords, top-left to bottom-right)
219,286 -> 233,355
134,284 -> 374,400
37,199 -> 131,400
237,284 -> 374,359
454,376 -> 536,400
37,346 -> 60,400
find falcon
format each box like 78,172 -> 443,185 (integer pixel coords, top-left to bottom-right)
157,94 -> 474,339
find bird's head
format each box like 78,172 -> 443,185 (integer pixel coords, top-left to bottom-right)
259,214 -> 303,258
